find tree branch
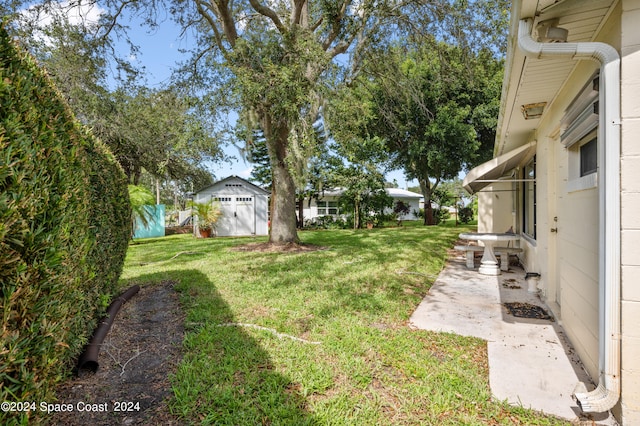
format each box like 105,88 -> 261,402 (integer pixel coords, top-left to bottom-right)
96,0 -> 137,41
310,15 -> 324,32
195,1 -> 227,52
327,39 -> 352,58
194,0 -> 238,48
321,0 -> 350,51
217,323 -> 322,344
215,0 -> 239,45
290,0 -> 305,26
248,0 -> 286,34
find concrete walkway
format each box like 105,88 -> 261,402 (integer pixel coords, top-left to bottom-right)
409,255 -> 617,424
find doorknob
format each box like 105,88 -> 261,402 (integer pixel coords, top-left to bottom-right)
550,228 -> 558,233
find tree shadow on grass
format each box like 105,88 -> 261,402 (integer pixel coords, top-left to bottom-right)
125,270 -> 316,425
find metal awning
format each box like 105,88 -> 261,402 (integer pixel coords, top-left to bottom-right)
463,141 -> 537,194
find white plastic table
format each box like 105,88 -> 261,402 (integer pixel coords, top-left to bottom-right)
458,232 -> 520,276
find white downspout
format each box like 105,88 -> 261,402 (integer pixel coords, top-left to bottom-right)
518,18 -> 621,413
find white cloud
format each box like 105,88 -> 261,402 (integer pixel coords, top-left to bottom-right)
239,167 -> 253,178
59,1 -> 103,26
20,1 -> 105,44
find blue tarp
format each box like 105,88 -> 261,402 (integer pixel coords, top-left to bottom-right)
133,205 -> 165,239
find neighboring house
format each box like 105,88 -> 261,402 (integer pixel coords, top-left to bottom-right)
194,176 -> 269,237
462,1 -> 639,423
300,187 -> 423,222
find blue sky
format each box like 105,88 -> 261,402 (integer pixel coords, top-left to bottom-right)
117,14 -> 418,189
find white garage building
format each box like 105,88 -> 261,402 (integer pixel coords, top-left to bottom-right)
194,176 -> 270,237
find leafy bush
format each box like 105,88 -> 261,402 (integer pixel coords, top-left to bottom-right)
393,201 -> 410,217
433,207 -> 451,225
458,206 -> 474,224
338,187 -> 392,229
0,24 -> 130,424
303,215 -> 347,230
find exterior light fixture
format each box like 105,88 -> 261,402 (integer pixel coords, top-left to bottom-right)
521,102 -> 547,120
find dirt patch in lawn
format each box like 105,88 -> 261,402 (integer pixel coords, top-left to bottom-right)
50,281 -> 184,426
231,242 -> 328,253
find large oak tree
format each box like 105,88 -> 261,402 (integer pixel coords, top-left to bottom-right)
178,0 -> 448,243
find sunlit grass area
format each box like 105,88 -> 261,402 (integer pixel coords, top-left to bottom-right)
121,225 -> 568,425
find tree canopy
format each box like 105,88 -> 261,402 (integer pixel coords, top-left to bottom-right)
5,0 -> 510,239
4,2 -> 224,200
96,88 -> 224,186
328,41 -> 503,224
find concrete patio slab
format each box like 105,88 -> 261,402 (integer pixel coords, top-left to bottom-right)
409,255 -> 617,424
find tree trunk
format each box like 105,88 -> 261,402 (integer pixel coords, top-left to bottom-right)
262,114 -> 300,244
419,179 -> 434,225
270,159 -> 299,243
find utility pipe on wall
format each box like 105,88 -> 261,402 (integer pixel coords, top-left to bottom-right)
517,18 -> 621,413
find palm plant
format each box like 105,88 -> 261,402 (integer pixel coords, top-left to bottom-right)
189,201 -> 222,237
128,185 -> 155,237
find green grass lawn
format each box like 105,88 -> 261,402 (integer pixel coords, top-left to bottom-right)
121,225 -> 568,425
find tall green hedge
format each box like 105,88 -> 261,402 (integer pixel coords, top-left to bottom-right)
0,23 -> 130,424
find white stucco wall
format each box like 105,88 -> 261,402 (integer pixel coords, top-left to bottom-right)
511,11 -> 624,384
301,196 -> 340,222
531,65 -> 603,380
620,0 -> 640,422
476,181 -> 515,234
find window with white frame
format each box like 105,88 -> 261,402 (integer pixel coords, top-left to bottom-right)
580,136 -> 597,177
561,73 -> 599,192
317,200 -> 338,215
523,156 -> 536,240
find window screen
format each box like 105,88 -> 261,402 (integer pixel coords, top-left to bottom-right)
580,138 -> 597,177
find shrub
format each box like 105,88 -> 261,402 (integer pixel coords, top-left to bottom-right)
0,24 -> 130,424
393,201 -> 410,218
189,201 -> 222,236
459,206 -> 474,224
303,215 -> 346,230
433,207 -> 451,225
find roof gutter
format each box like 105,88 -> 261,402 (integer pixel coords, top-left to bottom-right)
518,18 -> 621,413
